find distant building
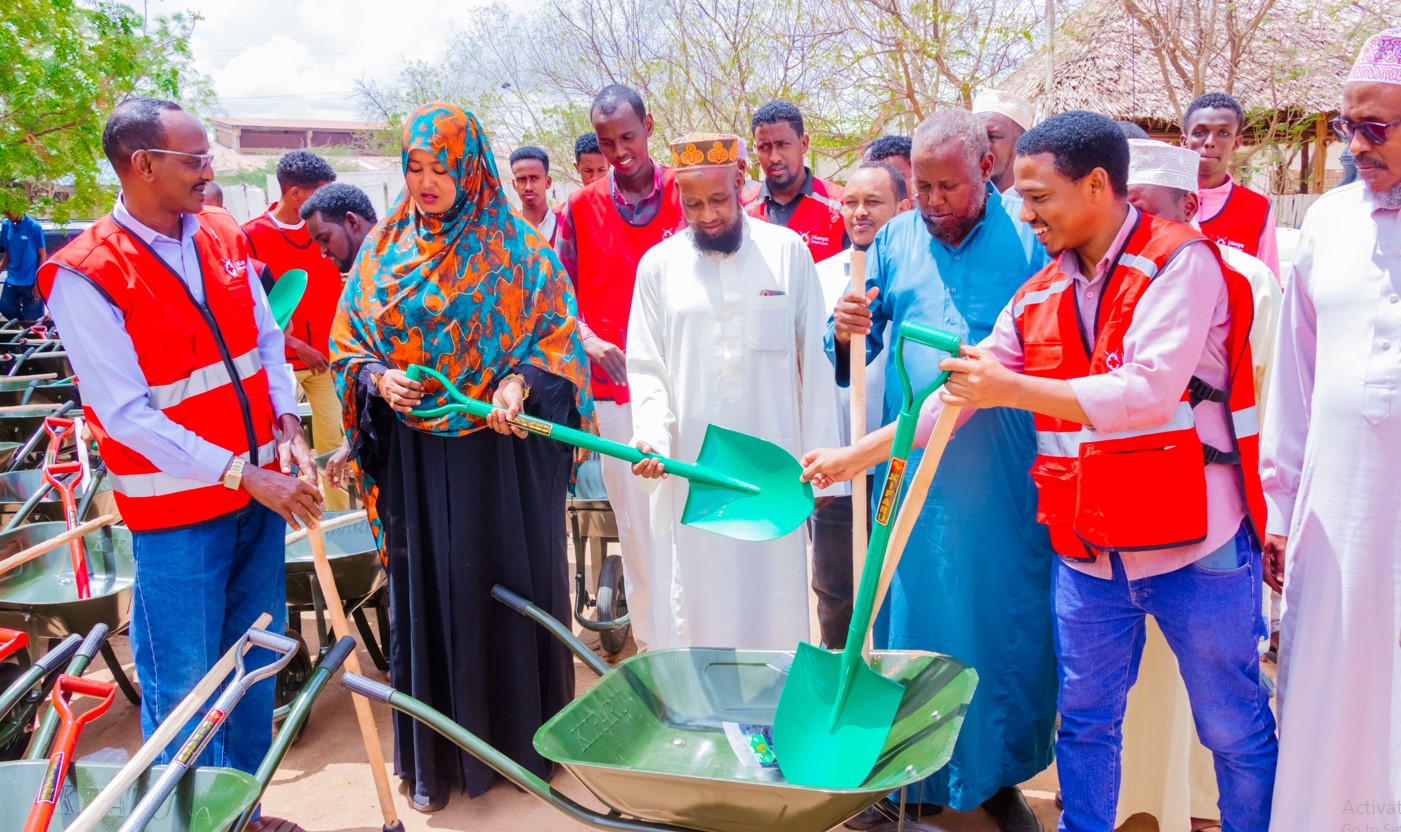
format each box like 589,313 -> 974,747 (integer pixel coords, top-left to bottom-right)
211,117 -> 388,153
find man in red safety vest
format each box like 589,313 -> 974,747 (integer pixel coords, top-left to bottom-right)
553,84 -> 685,651
746,100 -> 847,263
40,99 -> 321,829
800,111 -> 1279,832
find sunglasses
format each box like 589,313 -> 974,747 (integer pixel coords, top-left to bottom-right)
136,148 -> 216,170
1330,115 -> 1401,146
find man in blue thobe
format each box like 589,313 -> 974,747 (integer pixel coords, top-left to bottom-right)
825,110 -> 1056,832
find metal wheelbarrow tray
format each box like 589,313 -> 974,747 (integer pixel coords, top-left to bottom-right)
0,636 -> 356,832
347,586 -> 979,832
0,522 -> 133,641
283,511 -> 384,607
0,469 -> 117,526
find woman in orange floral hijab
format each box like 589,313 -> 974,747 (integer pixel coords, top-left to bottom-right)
329,103 -> 591,811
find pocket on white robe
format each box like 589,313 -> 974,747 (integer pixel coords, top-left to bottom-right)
1362,382 -> 1392,425
747,296 -> 789,352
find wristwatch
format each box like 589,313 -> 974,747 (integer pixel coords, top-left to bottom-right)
223,457 -> 247,490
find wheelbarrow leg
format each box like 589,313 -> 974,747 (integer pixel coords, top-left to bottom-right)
99,642 -> 140,704
351,603 -> 388,672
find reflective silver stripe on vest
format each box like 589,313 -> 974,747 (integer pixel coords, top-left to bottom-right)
1232,405 -> 1259,438
107,438 -> 279,499
1036,430 -> 1082,458
147,349 -> 263,411
1013,277 -> 1073,317
1037,400 -> 1197,459
1117,252 -> 1160,279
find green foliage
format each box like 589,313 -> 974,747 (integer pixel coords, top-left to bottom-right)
0,0 -> 212,222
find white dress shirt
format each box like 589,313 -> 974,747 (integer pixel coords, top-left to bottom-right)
47,197 -> 300,485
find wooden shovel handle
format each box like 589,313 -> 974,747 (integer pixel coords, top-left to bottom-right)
0,514 -> 118,576
847,250 -> 871,652
284,509 -> 367,545
0,402 -> 65,414
864,405 -> 960,659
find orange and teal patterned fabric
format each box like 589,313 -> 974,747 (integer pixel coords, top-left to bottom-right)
330,102 -> 593,441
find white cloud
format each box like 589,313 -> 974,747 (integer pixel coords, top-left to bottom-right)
149,0 -> 515,121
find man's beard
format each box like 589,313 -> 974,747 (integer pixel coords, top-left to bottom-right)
1358,152 -> 1401,209
692,215 -> 746,255
921,187 -> 987,245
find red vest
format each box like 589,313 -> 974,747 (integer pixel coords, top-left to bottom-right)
1012,214 -> 1266,560
571,168 -> 685,404
1199,183 -> 1270,261
242,207 -> 345,370
746,176 -> 846,263
38,215 -> 279,531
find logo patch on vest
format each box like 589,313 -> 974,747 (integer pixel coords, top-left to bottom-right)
1105,350 -> 1123,370
220,258 -> 241,277
1214,236 -> 1245,252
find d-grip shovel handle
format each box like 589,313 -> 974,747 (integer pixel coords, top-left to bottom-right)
404,365 -> 759,494
50,675 -> 117,723
836,325 -> 961,703
233,628 -> 301,687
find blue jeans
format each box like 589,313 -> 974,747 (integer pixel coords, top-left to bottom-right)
1053,526 -> 1277,832
130,503 -> 287,774
0,282 -> 43,322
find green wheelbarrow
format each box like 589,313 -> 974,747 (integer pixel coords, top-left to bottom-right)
0,520 -> 139,707
0,635 -> 356,832
343,585 -> 979,832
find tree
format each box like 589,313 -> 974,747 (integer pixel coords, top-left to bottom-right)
0,0 -> 213,221
355,0 -> 1045,183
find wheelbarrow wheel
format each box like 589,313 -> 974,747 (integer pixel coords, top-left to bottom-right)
274,628 -> 313,743
595,554 -> 629,656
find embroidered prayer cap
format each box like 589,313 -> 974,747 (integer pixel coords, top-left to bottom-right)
1127,139 -> 1200,193
1349,28 -> 1401,86
669,133 -> 742,169
971,89 -> 1037,131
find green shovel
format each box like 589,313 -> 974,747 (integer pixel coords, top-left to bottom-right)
405,364 -> 814,542
267,268 -> 309,329
773,321 -> 962,789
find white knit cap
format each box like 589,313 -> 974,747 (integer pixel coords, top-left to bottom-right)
971,90 -> 1036,131
1349,28 -> 1401,86
1127,139 -> 1199,193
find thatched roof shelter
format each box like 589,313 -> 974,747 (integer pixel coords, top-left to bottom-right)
1003,0 -> 1357,138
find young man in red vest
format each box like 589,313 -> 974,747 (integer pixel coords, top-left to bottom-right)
554,83 -> 684,650
242,150 -> 347,510
41,98 -> 321,828
747,101 -> 847,262
802,112 -> 1279,831
510,145 -> 562,245
1182,92 -> 1281,282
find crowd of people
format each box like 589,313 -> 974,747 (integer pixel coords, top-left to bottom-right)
10,22 -> 1397,832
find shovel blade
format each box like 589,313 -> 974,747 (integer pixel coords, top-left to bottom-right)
772,642 -> 905,789
679,425 -> 813,542
267,268 -> 309,330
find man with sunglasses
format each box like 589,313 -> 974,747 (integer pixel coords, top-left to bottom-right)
1263,28 -> 1401,829
37,98 -> 320,830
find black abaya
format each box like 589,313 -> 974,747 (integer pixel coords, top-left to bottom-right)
361,365 -> 577,800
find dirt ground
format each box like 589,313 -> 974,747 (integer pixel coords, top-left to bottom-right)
52,537 -> 1276,832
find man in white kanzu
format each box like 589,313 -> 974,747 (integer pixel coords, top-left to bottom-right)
1263,27 -> 1401,830
628,132 -> 842,649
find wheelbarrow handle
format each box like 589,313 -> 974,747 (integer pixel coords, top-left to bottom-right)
0,627 -> 28,660
33,634 -> 83,676
406,365 -> 760,494
342,672 -> 396,704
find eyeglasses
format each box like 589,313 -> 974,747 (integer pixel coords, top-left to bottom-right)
1330,115 -> 1401,146
136,148 -> 215,169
